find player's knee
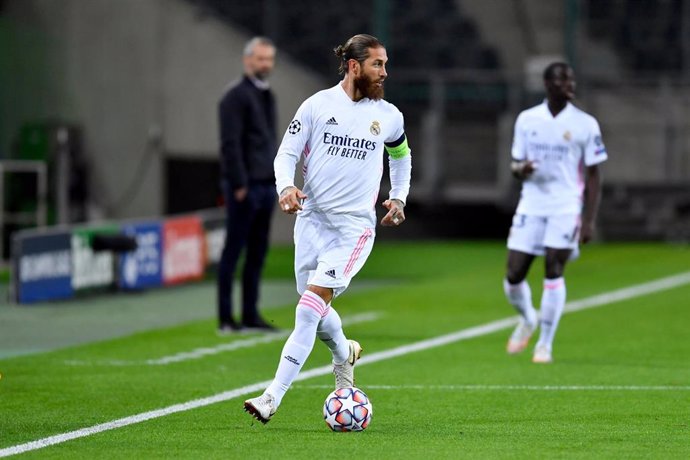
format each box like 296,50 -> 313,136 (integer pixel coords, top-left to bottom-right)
544,261 -> 565,279
544,258 -> 567,278
506,265 -> 528,284
306,285 -> 333,304
506,272 -> 524,285
545,268 -> 564,279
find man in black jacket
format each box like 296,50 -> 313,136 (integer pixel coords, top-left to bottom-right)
217,37 -> 277,332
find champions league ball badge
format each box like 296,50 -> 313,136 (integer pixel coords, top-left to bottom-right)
288,119 -> 302,135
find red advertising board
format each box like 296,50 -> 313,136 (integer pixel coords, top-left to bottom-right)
162,216 -> 205,285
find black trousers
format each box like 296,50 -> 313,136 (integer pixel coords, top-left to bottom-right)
217,180 -> 275,326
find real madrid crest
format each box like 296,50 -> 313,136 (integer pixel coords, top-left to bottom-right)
563,130 -> 572,141
370,121 -> 381,136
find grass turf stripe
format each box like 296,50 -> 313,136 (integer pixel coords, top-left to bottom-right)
2,270 -> 688,458
62,312 -> 382,367
295,384 -> 690,391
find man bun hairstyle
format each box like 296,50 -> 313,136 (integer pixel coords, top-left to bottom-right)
334,34 -> 384,75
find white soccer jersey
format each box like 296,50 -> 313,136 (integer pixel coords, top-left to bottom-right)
512,101 -> 608,216
274,84 -> 411,227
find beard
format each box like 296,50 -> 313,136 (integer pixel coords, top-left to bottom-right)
354,73 -> 384,100
254,69 -> 270,81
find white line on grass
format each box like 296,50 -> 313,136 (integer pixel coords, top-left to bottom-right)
2,271 -> 689,458
63,312 -> 382,367
294,384 -> 690,391
563,271 -> 690,314
151,311 -> 381,365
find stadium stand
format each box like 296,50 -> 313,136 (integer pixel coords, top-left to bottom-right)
186,0 -> 690,241
190,0 -> 500,76
583,0 -> 690,240
4,0 -> 687,246
586,0 -> 684,74
189,0 -> 507,205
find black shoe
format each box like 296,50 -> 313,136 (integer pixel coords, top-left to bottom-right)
217,320 -> 242,335
242,317 -> 277,331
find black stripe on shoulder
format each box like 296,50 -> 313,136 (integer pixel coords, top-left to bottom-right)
384,133 -> 406,148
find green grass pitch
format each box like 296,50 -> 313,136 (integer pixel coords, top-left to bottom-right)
1,241 -> 689,459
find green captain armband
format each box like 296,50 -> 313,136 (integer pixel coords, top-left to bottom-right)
384,134 -> 410,160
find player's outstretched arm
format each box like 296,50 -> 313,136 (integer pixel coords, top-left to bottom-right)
380,199 -> 405,226
279,186 -> 307,215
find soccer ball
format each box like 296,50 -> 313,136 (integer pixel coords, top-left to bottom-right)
323,387 -> 372,432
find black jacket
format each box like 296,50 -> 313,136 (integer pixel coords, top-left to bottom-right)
219,76 -> 277,189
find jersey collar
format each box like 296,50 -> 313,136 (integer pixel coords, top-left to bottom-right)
247,75 -> 271,90
541,99 -> 573,119
336,81 -> 369,105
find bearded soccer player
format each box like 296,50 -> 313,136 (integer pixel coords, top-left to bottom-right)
244,34 -> 412,423
504,62 -> 608,364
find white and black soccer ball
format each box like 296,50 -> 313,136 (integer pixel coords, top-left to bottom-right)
323,387 -> 372,432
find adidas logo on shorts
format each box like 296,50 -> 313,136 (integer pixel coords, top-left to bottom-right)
325,269 -> 336,278
326,117 -> 338,125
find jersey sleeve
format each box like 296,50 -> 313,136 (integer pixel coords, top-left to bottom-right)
384,111 -> 410,160
511,112 -> 527,161
583,117 -> 608,166
385,111 -> 405,144
385,111 -> 411,204
274,98 -> 313,195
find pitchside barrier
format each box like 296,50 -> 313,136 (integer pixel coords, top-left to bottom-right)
10,208 -> 225,304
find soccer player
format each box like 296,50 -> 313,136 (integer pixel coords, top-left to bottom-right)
503,62 -> 607,363
244,34 -> 412,423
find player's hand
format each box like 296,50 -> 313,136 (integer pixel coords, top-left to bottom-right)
233,187 -> 248,202
279,186 -> 307,214
381,199 -> 405,227
580,221 -> 595,244
522,161 -> 538,177
511,160 -> 538,179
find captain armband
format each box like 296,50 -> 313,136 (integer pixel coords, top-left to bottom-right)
384,133 -> 410,160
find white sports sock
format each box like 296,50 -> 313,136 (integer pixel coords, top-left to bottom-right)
536,277 -> 566,350
317,306 -> 349,364
266,291 -> 324,406
503,279 -> 538,326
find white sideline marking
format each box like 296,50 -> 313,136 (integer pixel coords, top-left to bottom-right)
2,271 -> 689,458
295,384 -> 690,391
63,312 -> 382,367
563,271 -> 690,314
149,311 -> 382,366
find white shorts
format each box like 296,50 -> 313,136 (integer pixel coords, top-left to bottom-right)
293,214 -> 375,298
507,213 -> 581,256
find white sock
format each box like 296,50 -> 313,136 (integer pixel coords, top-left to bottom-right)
266,291 -> 325,406
317,306 -> 349,364
536,277 -> 566,350
503,279 -> 538,326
